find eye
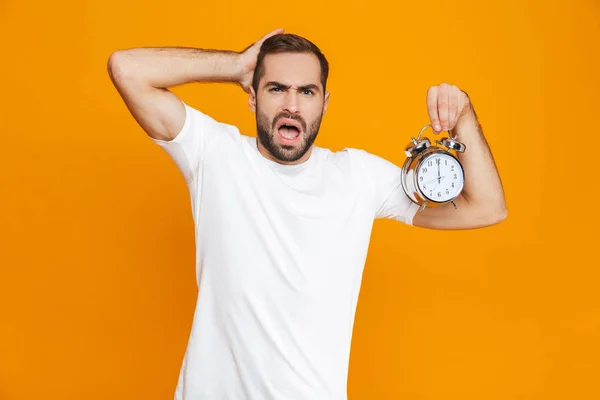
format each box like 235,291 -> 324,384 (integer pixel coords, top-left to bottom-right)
270,87 -> 282,92
302,89 -> 314,95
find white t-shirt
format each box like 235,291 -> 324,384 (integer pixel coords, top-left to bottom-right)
151,101 -> 419,400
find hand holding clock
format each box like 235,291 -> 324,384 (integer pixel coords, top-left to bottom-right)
403,82 -> 507,229
426,83 -> 472,134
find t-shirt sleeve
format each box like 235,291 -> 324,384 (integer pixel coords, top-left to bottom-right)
352,149 -> 420,226
149,100 -> 226,184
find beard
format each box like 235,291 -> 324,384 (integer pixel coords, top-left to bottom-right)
256,108 -> 323,163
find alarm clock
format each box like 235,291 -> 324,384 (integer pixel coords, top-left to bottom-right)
401,124 -> 466,211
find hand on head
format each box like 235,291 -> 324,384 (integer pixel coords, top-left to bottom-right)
237,28 -> 285,94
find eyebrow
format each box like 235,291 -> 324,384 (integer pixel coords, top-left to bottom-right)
264,81 -> 321,93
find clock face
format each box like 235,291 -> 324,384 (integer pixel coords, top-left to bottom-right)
416,153 -> 464,202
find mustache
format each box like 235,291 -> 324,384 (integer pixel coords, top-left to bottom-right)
272,112 -> 307,132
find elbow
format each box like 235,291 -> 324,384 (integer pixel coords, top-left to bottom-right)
484,205 -> 508,226
107,51 -> 123,82
492,207 -> 508,225
467,203 -> 507,229
107,50 -> 135,82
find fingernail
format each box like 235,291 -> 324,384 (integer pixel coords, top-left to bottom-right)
435,124 -> 441,131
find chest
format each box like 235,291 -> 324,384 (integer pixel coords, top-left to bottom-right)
196,148 -> 376,292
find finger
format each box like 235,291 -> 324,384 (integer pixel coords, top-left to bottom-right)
260,28 -> 285,42
244,28 -> 284,54
438,83 -> 450,132
457,91 -> 469,123
426,86 -> 441,133
447,87 -> 458,130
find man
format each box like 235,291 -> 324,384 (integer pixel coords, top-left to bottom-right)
107,28 -> 507,400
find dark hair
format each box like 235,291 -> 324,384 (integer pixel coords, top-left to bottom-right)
252,33 -> 329,94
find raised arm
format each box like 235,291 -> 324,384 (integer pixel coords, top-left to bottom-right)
412,83 -> 508,230
106,28 -> 284,141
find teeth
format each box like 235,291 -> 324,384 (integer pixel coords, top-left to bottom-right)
280,130 -> 298,139
278,120 -> 300,140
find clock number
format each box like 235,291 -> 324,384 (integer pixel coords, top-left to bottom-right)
428,161 -> 433,167
437,192 -> 441,198
453,173 -> 457,179
419,176 -> 423,182
451,182 -> 455,188
451,165 -> 455,171
445,159 -> 448,166
446,189 -> 450,195
423,168 -> 428,173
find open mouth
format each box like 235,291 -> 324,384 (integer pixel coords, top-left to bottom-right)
276,118 -> 302,142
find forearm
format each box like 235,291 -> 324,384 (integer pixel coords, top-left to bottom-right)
454,104 -> 507,214
109,47 -> 243,89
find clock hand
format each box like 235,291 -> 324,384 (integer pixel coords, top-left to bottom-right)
424,176 -> 446,186
431,176 -> 447,192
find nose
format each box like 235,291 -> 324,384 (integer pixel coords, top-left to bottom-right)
282,90 -> 299,114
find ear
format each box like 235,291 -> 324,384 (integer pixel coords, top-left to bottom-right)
322,91 -> 331,114
248,86 -> 257,113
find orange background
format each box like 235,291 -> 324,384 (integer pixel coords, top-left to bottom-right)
1,0 -> 599,399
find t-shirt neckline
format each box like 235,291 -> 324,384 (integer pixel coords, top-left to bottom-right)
251,136 -> 316,172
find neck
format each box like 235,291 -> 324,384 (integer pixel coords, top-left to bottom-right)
255,137 -> 313,165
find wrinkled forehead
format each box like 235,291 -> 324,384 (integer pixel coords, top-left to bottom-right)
260,52 -> 323,90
